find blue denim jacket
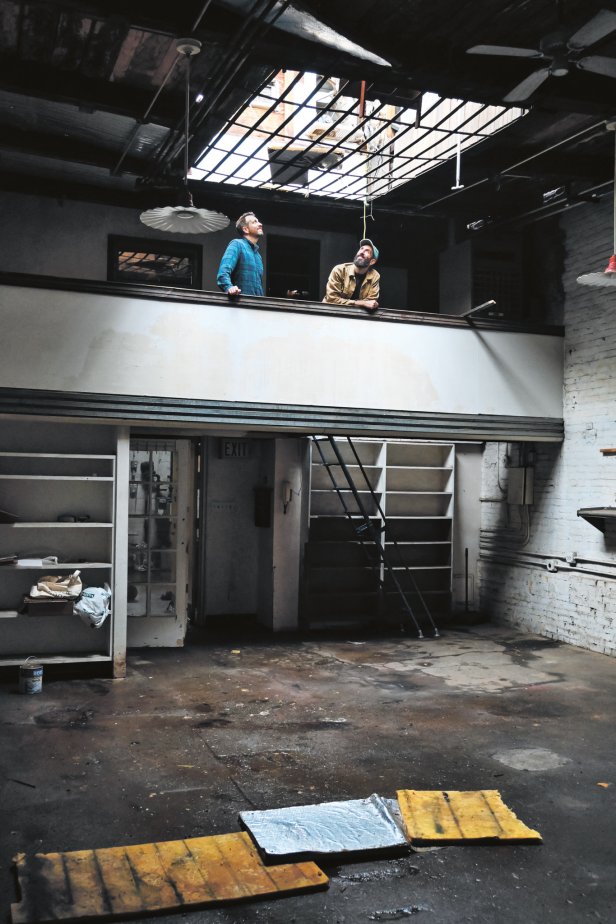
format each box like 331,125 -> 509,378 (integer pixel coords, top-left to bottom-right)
217,238 -> 264,296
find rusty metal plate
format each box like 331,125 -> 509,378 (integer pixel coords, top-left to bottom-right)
240,794 -> 408,860
11,832 -> 328,923
396,789 -> 542,843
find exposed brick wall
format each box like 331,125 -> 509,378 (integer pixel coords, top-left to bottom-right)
479,198 -> 616,656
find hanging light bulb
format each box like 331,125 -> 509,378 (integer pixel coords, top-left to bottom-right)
577,122 -> 616,289
140,38 -> 230,235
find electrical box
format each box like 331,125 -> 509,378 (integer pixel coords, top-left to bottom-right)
507,467 -> 534,505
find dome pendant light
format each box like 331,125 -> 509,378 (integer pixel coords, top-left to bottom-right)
140,38 -> 230,235
577,122 -> 616,289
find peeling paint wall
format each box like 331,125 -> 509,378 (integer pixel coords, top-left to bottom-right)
0,283 -> 564,421
203,437 -> 262,617
479,198 -> 616,656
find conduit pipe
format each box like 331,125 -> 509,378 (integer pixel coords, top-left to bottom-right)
480,545 -> 616,569
480,548 -> 616,581
423,119 -> 607,212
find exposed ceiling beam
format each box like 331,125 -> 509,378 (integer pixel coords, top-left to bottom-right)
24,0 -> 240,39
0,128 -> 148,176
0,61 -> 178,127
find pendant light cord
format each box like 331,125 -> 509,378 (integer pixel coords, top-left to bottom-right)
184,53 -> 191,187
613,128 -> 616,254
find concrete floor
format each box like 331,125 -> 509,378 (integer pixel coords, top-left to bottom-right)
1,624 -> 615,924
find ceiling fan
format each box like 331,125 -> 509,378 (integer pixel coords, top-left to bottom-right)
467,7 -> 616,103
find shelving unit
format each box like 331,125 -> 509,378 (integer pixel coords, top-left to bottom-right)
0,450 -> 118,669
381,442 -> 454,624
303,439 -> 454,629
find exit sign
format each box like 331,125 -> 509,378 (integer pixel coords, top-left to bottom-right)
219,439 -> 254,459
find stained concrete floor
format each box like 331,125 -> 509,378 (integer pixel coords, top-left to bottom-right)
1,624 -> 615,924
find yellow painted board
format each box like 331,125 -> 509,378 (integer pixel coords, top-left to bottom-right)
396,789 -> 542,843
62,852 -> 109,918
184,834 -> 250,900
92,848 -> 144,916
154,839 -> 215,904
123,841 -> 179,908
11,832 -> 328,923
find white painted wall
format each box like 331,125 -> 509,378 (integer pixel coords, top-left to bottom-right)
452,444 -> 482,611
0,283 -> 563,423
203,437 -> 262,616
270,437 -> 306,630
479,198 -> 616,656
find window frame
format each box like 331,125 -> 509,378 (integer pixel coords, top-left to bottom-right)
107,235 -> 203,290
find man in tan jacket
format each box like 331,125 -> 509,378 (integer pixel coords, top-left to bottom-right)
323,238 -> 380,310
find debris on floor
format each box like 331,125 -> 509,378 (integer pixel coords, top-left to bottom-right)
10,832 -> 328,924
396,789 -> 542,843
11,788 -> 541,922
240,793 -> 409,861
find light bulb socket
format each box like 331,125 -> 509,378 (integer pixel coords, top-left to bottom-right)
177,187 -> 195,209
176,38 -> 202,57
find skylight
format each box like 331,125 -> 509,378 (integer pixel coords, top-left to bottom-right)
193,70 -> 525,202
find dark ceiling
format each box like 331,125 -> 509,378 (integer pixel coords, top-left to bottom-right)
1,0 -> 615,233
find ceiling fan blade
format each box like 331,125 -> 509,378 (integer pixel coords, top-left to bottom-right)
567,9 -> 616,51
503,67 -> 551,103
467,44 -> 544,58
576,54 -> 616,79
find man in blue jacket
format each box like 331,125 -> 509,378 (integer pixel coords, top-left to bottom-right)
217,211 -> 264,296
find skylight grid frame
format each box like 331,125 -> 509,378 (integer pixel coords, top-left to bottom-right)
248,79 -> 371,188
253,86 -> 458,198
231,74 -> 344,186
257,89 -> 470,198
304,98 -> 448,199
257,98 -> 390,191
312,96 -> 472,200
299,101 -> 420,197
345,100 -> 523,201
196,72 -> 403,195
197,70 -> 306,181
196,72 -> 355,188
193,69 -> 525,202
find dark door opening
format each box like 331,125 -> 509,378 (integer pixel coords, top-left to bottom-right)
266,235 -> 321,300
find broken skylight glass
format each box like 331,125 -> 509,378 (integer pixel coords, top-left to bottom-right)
193,70 -> 525,202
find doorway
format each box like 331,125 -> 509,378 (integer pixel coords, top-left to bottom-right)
266,234 -> 321,300
126,438 -> 193,647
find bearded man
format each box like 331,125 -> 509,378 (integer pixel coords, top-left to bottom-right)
323,239 -> 380,311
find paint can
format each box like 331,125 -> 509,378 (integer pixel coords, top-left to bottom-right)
19,658 -> 43,694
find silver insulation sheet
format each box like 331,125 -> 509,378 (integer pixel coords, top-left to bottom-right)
240,794 -> 408,859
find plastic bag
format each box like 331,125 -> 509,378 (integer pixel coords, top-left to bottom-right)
74,584 -> 111,629
29,570 -> 82,599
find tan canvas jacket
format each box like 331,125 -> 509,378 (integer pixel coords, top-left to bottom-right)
323,263 -> 380,305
